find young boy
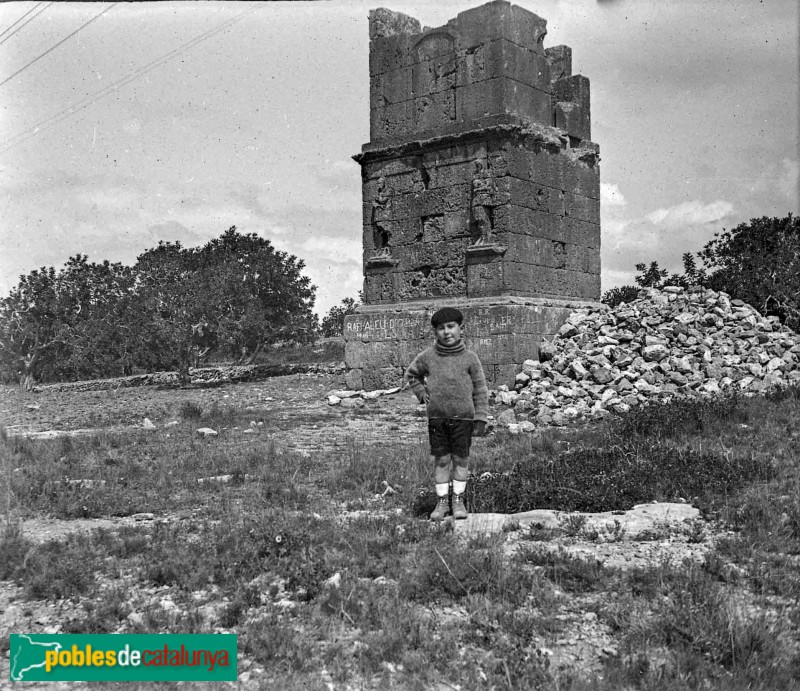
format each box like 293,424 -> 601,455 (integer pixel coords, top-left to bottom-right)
405,307 -> 489,520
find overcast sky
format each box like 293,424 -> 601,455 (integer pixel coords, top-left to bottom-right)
1,0 -> 797,317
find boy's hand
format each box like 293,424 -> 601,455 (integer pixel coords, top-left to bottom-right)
472,420 -> 487,437
417,391 -> 429,404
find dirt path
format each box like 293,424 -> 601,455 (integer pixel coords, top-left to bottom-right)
1,372 -> 429,453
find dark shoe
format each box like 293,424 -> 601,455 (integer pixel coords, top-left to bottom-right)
451,493 -> 468,520
430,496 -> 450,521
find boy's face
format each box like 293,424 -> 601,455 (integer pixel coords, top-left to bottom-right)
435,320 -> 462,346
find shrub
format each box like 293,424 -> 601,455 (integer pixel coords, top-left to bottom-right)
602,285 -> 640,307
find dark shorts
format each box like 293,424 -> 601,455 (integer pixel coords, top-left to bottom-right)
428,418 -> 473,458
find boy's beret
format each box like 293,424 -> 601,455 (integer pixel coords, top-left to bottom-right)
431,307 -> 463,327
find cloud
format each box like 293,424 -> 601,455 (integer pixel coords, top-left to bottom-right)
271,229 -> 363,317
600,182 -> 627,207
601,197 -> 736,292
645,200 -> 734,228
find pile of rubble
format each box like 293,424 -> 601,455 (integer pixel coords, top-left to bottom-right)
495,286 -> 800,426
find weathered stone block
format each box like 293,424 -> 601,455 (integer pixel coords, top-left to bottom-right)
552,74 -> 590,140
397,238 -> 470,272
506,234 -> 591,271
409,184 -> 471,220
450,1 -> 548,54
365,157 -> 418,179
457,42 -> 489,84
419,213 -> 446,242
564,218 -> 601,250
425,162 -> 461,189
444,210 -> 470,238
412,91 -> 457,134
455,78 -> 505,122
509,178 -> 565,216
387,218 -> 423,246
503,79 -> 553,125
502,262 -> 599,299
362,220 -> 404,255
396,266 -> 467,300
370,66 -> 413,106
364,272 -> 399,304
412,53 -> 457,96
553,74 -> 590,111
545,45 -> 571,81
369,33 -> 415,76
466,255 -> 505,297
370,101 -> 412,142
572,159 -> 600,200
369,8 -> 421,41
500,205 -> 564,242
526,144 -> 568,186
555,101 -> 591,142
457,39 -> 551,92
412,29 -> 458,63
564,191 -> 600,225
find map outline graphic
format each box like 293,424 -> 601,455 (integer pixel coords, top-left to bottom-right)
10,634 -> 62,681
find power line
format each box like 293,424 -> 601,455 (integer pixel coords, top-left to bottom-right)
0,2 -> 52,47
0,2 -> 45,41
0,3 -> 118,89
0,3 -> 261,153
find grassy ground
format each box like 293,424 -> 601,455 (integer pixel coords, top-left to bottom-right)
1,386 -> 799,689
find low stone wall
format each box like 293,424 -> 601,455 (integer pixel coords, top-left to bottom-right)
39,362 -> 346,393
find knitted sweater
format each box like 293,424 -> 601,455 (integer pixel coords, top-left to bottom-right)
405,340 -> 489,422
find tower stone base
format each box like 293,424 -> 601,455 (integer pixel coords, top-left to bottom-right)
343,296 -> 599,390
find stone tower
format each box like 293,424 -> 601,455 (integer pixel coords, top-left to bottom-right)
344,1 -> 601,389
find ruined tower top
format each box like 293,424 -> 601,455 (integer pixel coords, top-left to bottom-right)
344,1 -> 601,390
366,0 -> 590,148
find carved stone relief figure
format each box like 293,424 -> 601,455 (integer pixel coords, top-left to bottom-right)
470,158 -> 496,245
368,176 -> 398,267
371,176 -> 392,257
468,157 -> 506,257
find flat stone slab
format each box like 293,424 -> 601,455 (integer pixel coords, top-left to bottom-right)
454,502 -> 701,538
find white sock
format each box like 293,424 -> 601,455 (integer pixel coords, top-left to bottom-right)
452,480 -> 467,496
435,483 -> 450,497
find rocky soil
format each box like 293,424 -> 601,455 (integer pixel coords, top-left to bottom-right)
3,289 -> 797,687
